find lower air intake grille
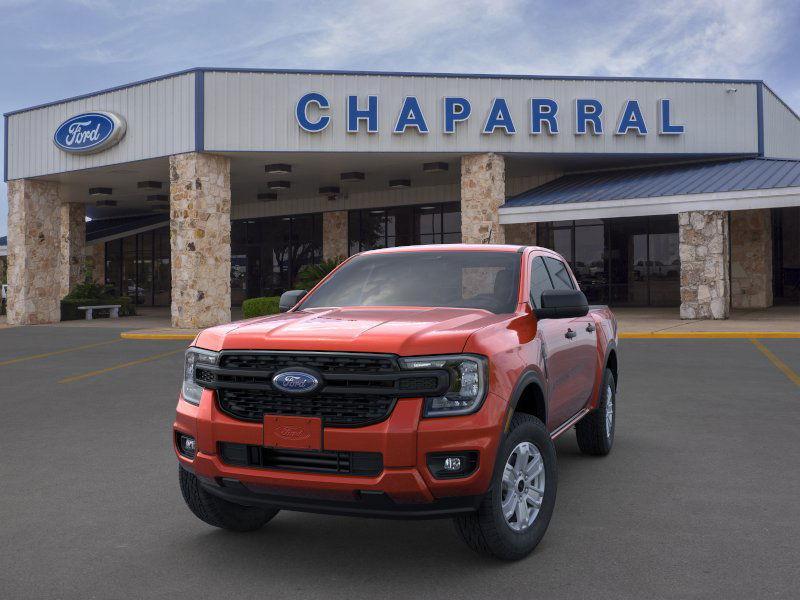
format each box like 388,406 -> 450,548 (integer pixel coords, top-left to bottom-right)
219,442 -> 383,476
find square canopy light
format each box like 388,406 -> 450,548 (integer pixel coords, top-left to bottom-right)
137,181 -> 163,189
95,199 -> 117,207
422,162 -> 449,173
150,203 -> 169,211
146,194 -> 169,202
268,181 -> 291,190
388,179 -> 411,189
89,187 -> 112,196
265,163 -> 292,174
319,186 -> 340,195
340,172 -> 365,182
257,192 -> 278,201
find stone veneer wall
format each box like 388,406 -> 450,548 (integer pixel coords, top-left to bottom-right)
323,210 -> 348,260
169,152 -> 231,328
503,223 -> 537,246
679,210 -> 730,319
59,202 -> 86,298
730,209 -> 773,309
86,243 -> 105,285
6,179 -> 62,325
461,153 -> 505,244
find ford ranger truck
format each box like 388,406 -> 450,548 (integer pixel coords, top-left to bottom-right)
174,245 -> 618,560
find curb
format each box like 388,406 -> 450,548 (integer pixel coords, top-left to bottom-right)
121,332 -> 196,340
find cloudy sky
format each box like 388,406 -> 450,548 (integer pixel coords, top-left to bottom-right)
1,0 -> 799,237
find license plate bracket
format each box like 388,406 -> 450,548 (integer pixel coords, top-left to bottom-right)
263,415 -> 323,450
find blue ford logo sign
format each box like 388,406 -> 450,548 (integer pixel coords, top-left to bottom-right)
53,111 -> 127,154
272,370 -> 320,394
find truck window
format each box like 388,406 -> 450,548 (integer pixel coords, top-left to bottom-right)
543,257 -> 575,290
530,256 -> 554,308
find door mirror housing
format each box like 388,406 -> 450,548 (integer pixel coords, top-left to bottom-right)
534,289 -> 589,319
279,290 -> 308,312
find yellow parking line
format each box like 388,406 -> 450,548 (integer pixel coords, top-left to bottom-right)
0,339 -> 121,367
59,349 -> 184,384
621,332 -> 800,339
751,339 -> 800,388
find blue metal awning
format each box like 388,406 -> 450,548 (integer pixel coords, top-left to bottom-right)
503,158 -> 800,208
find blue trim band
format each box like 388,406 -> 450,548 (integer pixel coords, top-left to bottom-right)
195,69 -> 205,152
756,82 -> 764,157
3,114 -> 8,182
3,66 -> 769,118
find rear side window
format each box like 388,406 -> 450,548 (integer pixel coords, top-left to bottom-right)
530,257 -> 554,308
544,257 -> 575,290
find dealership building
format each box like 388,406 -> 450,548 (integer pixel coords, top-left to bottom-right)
3,67 -> 799,327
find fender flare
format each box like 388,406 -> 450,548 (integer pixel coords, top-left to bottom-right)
503,369 -> 548,432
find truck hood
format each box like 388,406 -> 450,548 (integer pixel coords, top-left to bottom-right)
194,307 -> 510,356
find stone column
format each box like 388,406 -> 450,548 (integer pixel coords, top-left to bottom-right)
323,210 -> 348,260
59,202 -> 86,298
679,210 -> 730,319
730,209 -> 773,309
6,179 -> 62,325
461,153 -> 506,244
503,222 -> 537,246
86,243 -> 105,285
169,152 -> 231,328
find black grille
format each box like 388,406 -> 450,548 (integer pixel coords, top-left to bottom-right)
218,388 -> 395,425
219,442 -> 383,476
198,352 -> 449,427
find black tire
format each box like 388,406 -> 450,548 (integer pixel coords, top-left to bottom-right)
454,413 -> 557,560
575,368 -> 616,456
179,468 -> 279,532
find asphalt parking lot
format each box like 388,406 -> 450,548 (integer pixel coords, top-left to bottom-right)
1,325 -> 799,599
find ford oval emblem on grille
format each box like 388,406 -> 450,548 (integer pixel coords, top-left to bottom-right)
272,370 -> 320,394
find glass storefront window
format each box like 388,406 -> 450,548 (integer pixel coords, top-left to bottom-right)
537,215 -> 679,307
349,202 -> 461,252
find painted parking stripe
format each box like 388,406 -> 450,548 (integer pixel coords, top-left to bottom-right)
58,348 -> 184,384
750,339 -> 800,388
0,339 -> 121,367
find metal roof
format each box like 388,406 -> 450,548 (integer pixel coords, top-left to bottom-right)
503,158 -> 800,208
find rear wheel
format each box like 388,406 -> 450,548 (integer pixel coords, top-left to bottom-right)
575,368 -> 616,456
454,413 -> 557,560
179,468 -> 279,532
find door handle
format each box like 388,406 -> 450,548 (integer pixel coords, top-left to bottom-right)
585,323 -> 596,333
565,328 -> 577,339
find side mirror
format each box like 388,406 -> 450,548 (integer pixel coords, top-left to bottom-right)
535,289 -> 589,319
279,290 -> 308,312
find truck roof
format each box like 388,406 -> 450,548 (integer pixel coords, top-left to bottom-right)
360,244 -> 529,255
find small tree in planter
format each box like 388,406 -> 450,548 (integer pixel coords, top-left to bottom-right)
294,256 -> 345,291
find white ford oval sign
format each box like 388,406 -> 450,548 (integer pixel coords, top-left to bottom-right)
53,111 -> 127,154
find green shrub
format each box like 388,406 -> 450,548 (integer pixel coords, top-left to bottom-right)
242,296 -> 281,318
294,256 -> 345,290
60,297 -> 136,321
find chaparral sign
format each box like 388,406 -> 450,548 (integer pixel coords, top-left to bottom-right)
295,94 -> 685,137
53,111 -> 127,154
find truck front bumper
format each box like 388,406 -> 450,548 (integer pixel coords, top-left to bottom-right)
174,389 -> 507,517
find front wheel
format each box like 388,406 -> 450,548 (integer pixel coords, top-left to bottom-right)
454,413 -> 557,560
179,468 -> 279,532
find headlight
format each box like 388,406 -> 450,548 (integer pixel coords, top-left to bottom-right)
399,354 -> 488,417
182,348 -> 219,405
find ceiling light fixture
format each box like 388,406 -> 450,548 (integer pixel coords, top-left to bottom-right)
388,179 -> 411,188
95,199 -> 117,207
319,186 -> 340,195
265,163 -> 292,174
257,192 -> 278,201
137,181 -> 163,189
340,172 -> 365,182
146,194 -> 169,202
267,180 -> 291,190
89,187 -> 113,196
422,162 -> 449,173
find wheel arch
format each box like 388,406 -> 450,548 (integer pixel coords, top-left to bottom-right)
605,342 -> 619,387
505,370 -> 548,432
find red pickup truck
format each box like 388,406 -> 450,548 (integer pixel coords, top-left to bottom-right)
175,244 -> 618,560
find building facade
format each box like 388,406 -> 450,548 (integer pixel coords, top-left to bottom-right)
4,68 -> 799,326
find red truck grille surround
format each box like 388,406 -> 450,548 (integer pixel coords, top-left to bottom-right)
195,352 -> 449,427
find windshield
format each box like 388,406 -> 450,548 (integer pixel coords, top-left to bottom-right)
299,250 -> 521,314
